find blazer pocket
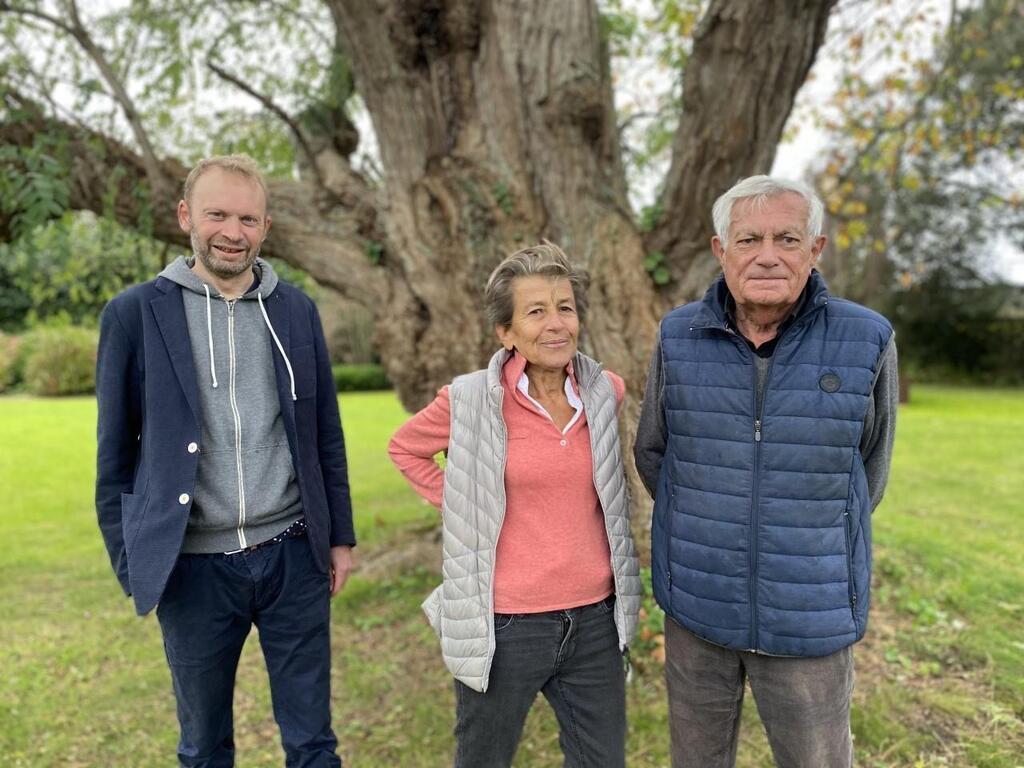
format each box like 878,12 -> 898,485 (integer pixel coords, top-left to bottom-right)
121,492 -> 147,554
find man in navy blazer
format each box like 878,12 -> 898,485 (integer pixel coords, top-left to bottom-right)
96,154 -> 354,767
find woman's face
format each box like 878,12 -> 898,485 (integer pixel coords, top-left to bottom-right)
496,275 -> 579,373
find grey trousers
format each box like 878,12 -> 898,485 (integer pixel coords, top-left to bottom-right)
453,597 -> 626,768
664,618 -> 854,768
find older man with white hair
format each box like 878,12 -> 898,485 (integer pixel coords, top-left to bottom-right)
635,175 -> 898,768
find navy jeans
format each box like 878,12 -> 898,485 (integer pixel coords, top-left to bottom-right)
453,596 -> 626,768
156,535 -> 341,768
664,617 -> 854,768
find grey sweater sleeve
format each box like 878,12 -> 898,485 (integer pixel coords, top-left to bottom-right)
633,339 -> 667,499
860,335 -> 899,512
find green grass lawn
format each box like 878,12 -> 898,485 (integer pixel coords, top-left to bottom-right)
1,387 -> 1022,767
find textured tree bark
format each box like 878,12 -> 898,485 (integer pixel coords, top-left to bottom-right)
328,0 -> 663,413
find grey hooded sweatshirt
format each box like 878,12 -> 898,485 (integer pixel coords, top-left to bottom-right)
160,255 -> 303,553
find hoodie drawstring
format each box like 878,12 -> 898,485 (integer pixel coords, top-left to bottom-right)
204,284 -> 219,389
258,292 -> 297,401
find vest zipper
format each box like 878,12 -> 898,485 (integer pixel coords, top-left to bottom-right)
843,510 -> 858,621
743,297 -> 830,651
226,299 -> 247,550
748,350 -> 774,651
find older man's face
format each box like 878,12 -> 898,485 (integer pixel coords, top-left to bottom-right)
711,193 -> 825,313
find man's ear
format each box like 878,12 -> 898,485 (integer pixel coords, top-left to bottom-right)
810,235 -> 827,267
711,235 -> 726,268
177,200 -> 191,233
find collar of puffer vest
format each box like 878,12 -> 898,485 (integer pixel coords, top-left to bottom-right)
690,268 -> 831,330
484,348 -> 604,406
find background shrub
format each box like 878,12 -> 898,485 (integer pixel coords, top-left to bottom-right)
22,326 -> 98,396
0,332 -> 20,392
332,363 -> 391,392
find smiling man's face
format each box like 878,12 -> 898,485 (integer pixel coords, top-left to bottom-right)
177,167 -> 270,281
711,192 -> 825,313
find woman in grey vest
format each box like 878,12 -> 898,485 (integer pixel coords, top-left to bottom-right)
389,242 -> 641,767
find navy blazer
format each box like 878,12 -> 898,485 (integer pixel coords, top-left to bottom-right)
95,275 -> 355,615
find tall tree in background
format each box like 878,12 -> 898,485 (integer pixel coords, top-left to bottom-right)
814,0 -> 1023,304
0,0 -> 838,416
809,0 -> 1024,379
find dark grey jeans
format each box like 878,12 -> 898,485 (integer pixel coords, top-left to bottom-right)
453,596 -> 626,768
664,618 -> 854,768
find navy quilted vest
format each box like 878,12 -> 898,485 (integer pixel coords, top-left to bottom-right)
651,271 -> 893,657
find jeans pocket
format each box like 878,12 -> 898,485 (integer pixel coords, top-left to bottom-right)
494,613 -> 519,632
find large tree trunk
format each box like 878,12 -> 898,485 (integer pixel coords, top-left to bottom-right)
328,0 -> 662,414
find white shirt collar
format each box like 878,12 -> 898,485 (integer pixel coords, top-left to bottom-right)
515,372 -> 583,435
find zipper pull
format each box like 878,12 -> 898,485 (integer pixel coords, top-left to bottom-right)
754,419 -> 762,442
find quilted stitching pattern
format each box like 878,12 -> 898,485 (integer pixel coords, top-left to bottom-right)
652,274 -> 893,657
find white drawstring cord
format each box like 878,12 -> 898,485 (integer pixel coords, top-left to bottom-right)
258,292 -> 297,401
204,284 -> 218,389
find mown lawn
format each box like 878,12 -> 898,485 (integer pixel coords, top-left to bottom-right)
1,387 -> 1021,767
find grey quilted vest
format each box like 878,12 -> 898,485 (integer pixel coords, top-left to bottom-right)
421,348 -> 641,692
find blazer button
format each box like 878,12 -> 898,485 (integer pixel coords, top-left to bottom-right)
187,442 -> 199,454
178,493 -> 190,505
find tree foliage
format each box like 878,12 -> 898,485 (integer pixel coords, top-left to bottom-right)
0,212 -> 167,331
814,0 -> 1024,302
806,0 -> 1024,379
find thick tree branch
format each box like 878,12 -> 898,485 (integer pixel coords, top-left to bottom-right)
646,0 -> 838,299
0,96 -> 387,307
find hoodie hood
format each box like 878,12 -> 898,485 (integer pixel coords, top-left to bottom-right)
159,254 -> 280,300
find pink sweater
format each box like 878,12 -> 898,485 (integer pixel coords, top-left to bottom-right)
388,352 -> 626,613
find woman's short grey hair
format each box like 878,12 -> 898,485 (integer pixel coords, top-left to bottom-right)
484,241 -> 590,328
711,175 -> 824,242
183,154 -> 269,207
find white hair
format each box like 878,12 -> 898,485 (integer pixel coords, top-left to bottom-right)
711,175 -> 824,242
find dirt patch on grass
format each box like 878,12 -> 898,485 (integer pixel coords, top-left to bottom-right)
357,522 -> 441,579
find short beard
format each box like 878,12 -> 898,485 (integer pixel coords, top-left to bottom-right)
190,228 -> 260,279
